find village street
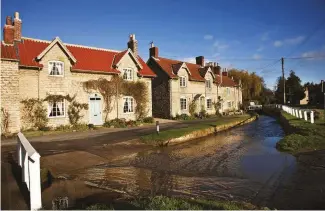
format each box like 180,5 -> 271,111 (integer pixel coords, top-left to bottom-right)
2,115 -> 325,209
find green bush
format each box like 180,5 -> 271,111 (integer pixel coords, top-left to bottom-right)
143,116 -> 154,123
39,126 -> 52,131
72,124 -> 89,131
109,118 -> 127,128
103,121 -> 111,127
126,120 -> 137,127
85,203 -> 114,210
55,124 -> 71,131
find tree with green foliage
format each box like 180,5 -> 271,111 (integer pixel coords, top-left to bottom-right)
228,69 -> 267,105
286,70 -> 305,104
275,71 -> 305,104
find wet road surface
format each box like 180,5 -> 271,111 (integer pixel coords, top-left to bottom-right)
44,115 -> 298,209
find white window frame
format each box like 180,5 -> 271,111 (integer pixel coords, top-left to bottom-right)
48,99 -> 65,118
123,68 -> 133,81
180,97 -> 187,110
206,79 -> 211,89
48,61 -> 64,77
227,101 -> 231,108
123,96 -> 134,113
206,98 -> 212,109
179,76 -> 187,88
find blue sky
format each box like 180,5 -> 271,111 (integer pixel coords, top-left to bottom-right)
2,0 -> 325,89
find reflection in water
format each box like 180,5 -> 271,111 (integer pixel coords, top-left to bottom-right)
44,115 -> 296,208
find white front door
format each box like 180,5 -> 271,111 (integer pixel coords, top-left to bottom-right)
89,94 -> 103,125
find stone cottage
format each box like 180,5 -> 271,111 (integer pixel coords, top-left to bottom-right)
147,43 -> 242,118
1,12 -> 156,133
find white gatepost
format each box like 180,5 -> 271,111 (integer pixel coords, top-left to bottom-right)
310,111 -> 315,124
304,111 -> 308,121
17,132 -> 42,210
299,110 -> 303,119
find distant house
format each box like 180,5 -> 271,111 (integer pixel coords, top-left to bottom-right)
300,87 -> 309,105
1,12 -> 156,133
147,43 -> 242,118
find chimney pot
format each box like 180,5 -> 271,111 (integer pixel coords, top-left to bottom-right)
128,33 -> 138,57
14,12 -> 20,20
149,45 -> 159,58
13,11 -> 22,41
6,16 -> 13,25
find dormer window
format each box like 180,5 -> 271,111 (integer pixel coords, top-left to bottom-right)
123,68 -> 133,80
180,76 -> 187,87
206,79 -> 211,89
48,61 -> 64,76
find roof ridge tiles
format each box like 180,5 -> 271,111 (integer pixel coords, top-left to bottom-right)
22,37 -> 121,53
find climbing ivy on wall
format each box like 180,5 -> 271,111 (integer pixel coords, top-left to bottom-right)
43,94 -> 88,126
83,76 -> 148,121
21,98 -> 48,129
21,94 -> 88,129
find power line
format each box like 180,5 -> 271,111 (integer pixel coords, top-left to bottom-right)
285,56 -> 325,60
285,17 -> 325,58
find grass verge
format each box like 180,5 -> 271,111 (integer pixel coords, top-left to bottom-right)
140,114 -> 251,146
276,111 -> 325,153
85,195 -> 267,210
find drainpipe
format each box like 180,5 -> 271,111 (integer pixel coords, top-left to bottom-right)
116,82 -> 119,119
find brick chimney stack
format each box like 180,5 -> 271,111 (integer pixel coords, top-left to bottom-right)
222,68 -> 228,76
128,34 -> 138,57
3,12 -> 22,44
195,56 -> 204,66
149,42 -> 159,58
13,12 -> 22,41
3,16 -> 15,44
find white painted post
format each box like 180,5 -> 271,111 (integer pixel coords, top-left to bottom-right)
23,150 -> 30,190
310,111 -> 314,124
29,153 -> 42,210
299,110 -> 302,119
17,132 -> 42,210
304,111 -> 308,121
17,140 -> 22,167
295,109 -> 299,117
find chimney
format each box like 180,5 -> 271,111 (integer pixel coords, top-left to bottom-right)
13,12 -> 22,41
3,16 -> 15,44
213,63 -> 221,75
127,34 -> 138,57
195,56 -> 204,66
149,42 -> 159,58
222,68 -> 228,76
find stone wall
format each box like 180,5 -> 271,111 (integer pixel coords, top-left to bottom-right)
148,59 -> 171,118
1,60 -> 21,133
17,43 -> 153,129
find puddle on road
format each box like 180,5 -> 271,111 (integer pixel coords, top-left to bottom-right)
43,116 -> 297,208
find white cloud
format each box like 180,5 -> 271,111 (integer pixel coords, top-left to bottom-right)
204,35 -> 213,40
257,46 -> 264,52
252,54 -> 262,60
274,41 -> 283,47
301,50 -> 325,60
286,36 -> 305,45
274,35 -> 305,47
261,32 -> 269,41
213,41 -> 229,50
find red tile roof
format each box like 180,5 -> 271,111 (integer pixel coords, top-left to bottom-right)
1,38 -> 156,77
153,57 -> 204,81
152,56 -> 238,86
1,42 -> 18,60
215,74 -> 237,87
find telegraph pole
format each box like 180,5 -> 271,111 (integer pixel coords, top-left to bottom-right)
282,57 -> 286,104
